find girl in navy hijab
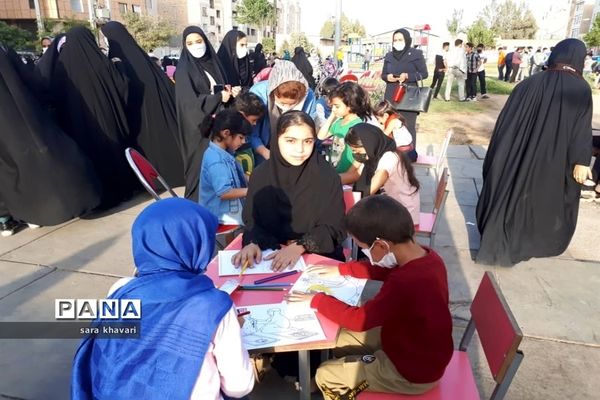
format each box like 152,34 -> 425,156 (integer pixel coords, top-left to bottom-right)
71,198 -> 254,399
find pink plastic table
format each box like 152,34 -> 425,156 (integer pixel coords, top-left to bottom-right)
205,234 -> 342,400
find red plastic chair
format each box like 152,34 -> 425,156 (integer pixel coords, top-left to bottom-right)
415,167 -> 449,247
125,148 -> 239,249
358,272 -> 524,400
342,188 -> 362,260
125,147 -> 178,200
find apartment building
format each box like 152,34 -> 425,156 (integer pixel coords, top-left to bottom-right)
0,0 -> 145,33
567,0 -> 594,38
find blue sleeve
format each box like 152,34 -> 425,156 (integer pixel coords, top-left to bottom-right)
205,161 -> 235,197
249,83 -> 269,149
249,118 -> 267,150
304,89 -> 317,120
382,54 -> 392,82
415,52 -> 428,80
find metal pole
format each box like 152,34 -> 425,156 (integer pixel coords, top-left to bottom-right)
88,0 -> 96,29
334,0 -> 341,59
32,0 -> 43,34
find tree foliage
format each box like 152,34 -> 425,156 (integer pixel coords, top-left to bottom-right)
122,13 -> 174,51
446,9 -> 464,37
487,0 -> 537,39
289,32 -> 313,52
319,14 -> 366,40
261,37 -> 275,54
0,21 -> 36,50
467,18 -> 496,48
235,0 -> 275,36
584,15 -> 600,47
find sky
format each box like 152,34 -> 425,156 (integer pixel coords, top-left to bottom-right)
297,0 -> 569,38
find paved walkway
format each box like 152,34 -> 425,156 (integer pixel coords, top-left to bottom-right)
0,145 -> 599,400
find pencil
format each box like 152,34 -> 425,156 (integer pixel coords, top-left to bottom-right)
239,260 -> 249,279
239,286 -> 287,291
254,270 -> 298,285
237,310 -> 251,317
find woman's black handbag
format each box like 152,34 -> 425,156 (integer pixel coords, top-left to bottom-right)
391,75 -> 432,113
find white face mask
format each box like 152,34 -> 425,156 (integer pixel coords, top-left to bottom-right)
393,43 -> 405,52
188,43 -> 206,59
42,46 -> 49,54
236,45 -> 248,59
275,102 -> 295,113
362,240 -> 398,268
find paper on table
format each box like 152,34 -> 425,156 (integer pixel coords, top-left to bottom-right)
218,249 -> 306,276
240,303 -> 326,350
291,270 -> 367,306
218,279 -> 239,295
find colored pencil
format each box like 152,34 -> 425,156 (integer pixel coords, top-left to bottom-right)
243,283 -> 293,288
239,286 -> 287,291
254,270 -> 298,285
237,310 -> 251,317
239,260 -> 249,279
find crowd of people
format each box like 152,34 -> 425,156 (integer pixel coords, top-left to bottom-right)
1,21 -> 596,398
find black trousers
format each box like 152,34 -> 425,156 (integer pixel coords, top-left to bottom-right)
477,70 -> 487,94
498,65 -> 504,80
466,72 -> 478,98
430,71 -> 445,98
504,64 -> 512,82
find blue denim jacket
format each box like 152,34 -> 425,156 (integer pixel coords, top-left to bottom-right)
200,142 -> 247,225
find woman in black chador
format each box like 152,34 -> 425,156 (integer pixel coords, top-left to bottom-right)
51,26 -> 139,208
0,46 -> 101,227
176,26 -> 231,201
476,39 -> 592,266
101,21 -> 185,187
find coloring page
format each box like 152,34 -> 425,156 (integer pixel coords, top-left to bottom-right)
241,303 -> 326,350
291,270 -> 367,306
218,250 -> 306,276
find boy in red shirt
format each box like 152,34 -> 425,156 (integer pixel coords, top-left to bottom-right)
286,195 -> 453,398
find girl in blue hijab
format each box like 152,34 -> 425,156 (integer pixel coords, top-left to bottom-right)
72,198 -> 254,399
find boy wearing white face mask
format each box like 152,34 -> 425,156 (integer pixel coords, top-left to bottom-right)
286,195 -> 453,398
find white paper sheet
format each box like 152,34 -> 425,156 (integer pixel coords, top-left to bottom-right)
291,270 -> 367,306
218,249 -> 306,276
240,303 -> 326,350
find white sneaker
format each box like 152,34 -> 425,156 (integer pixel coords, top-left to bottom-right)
27,223 -> 40,229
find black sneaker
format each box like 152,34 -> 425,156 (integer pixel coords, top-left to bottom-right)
1,219 -> 22,237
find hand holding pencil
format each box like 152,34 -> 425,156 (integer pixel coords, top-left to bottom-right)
231,243 -> 262,268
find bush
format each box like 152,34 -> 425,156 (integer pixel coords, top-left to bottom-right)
0,21 -> 35,50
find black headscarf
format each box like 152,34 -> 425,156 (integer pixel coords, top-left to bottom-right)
217,29 -> 252,87
33,33 -> 65,97
350,123 -> 397,196
291,47 -> 316,89
392,29 -> 412,60
175,26 -> 227,201
161,55 -> 173,71
0,47 -> 101,225
547,38 -> 585,74
476,38 -> 591,266
242,111 -> 345,259
51,26 -> 138,208
101,21 -> 185,187
252,43 -> 267,75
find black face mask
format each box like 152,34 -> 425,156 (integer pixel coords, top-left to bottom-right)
477,49 -> 483,54
353,153 -> 368,163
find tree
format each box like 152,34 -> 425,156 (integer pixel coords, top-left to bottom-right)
235,0 -> 275,41
446,9 -> 464,37
467,18 -> 496,48
261,37 -> 275,54
319,14 -> 365,40
487,0 -> 538,39
122,13 -> 174,52
279,40 -> 290,55
289,32 -> 313,52
584,15 -> 600,47
0,21 -> 35,50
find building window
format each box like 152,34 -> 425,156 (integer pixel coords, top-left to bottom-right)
250,28 -> 256,36
28,0 -> 35,9
210,16 -> 215,25
202,7 -> 208,17
132,4 -> 142,13
217,25 -> 221,33
574,14 -> 582,26
202,23 -> 208,31
209,0 -> 214,7
70,0 -> 83,13
118,2 -> 127,14
216,10 -> 220,18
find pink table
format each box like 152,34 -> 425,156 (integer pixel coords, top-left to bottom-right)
205,234 -> 342,399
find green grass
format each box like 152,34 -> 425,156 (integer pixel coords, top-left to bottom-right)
427,98 -> 486,113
